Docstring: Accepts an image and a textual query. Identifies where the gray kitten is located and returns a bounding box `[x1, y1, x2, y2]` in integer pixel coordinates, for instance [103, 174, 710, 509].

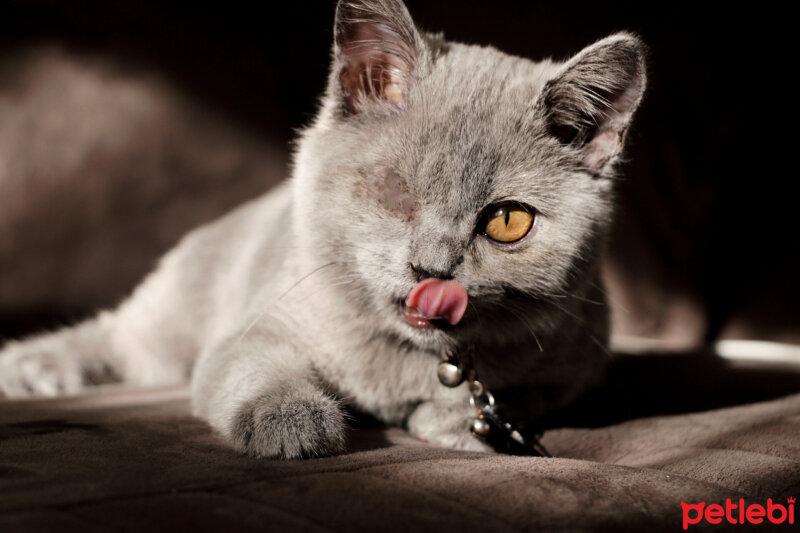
[0, 0, 646, 458]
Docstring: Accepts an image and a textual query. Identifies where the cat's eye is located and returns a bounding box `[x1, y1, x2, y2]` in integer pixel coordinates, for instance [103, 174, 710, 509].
[481, 203, 535, 244]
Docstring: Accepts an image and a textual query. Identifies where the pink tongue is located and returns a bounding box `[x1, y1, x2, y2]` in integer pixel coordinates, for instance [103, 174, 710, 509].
[405, 278, 469, 326]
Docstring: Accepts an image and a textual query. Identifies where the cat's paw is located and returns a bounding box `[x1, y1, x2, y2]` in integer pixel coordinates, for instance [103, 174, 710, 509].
[231, 382, 346, 459]
[407, 401, 495, 454]
[418, 426, 495, 453]
[0, 341, 85, 398]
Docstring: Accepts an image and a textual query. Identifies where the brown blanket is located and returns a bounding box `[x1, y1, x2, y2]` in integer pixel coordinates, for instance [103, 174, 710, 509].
[1, 353, 799, 532]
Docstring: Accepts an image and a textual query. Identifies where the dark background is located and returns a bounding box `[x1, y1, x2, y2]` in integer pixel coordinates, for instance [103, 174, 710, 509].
[0, 1, 797, 346]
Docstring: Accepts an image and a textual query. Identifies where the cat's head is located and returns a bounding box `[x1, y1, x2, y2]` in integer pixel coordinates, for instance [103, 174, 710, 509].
[293, 0, 646, 349]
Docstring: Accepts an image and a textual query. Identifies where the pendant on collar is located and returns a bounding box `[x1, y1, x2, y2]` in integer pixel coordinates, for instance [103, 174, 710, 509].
[436, 360, 464, 388]
[437, 345, 551, 457]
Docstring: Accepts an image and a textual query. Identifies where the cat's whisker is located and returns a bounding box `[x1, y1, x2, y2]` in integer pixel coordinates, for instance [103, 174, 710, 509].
[467, 300, 484, 334]
[278, 262, 340, 301]
[532, 289, 605, 307]
[294, 278, 358, 304]
[503, 303, 545, 353]
[235, 309, 269, 346]
[590, 279, 632, 316]
[540, 297, 583, 324]
[535, 297, 611, 357]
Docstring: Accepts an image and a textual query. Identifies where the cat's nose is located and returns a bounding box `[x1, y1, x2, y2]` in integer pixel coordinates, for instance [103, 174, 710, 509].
[408, 263, 453, 282]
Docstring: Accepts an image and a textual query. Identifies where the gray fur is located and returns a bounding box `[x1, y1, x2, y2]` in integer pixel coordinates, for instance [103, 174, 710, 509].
[232, 380, 346, 459]
[0, 0, 646, 459]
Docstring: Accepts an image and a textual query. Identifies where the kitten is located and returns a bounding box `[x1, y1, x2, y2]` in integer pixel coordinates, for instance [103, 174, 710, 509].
[0, 0, 646, 458]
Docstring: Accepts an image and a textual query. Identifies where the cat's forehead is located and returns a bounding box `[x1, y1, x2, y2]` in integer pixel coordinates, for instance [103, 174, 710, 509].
[391, 45, 561, 211]
[415, 43, 554, 120]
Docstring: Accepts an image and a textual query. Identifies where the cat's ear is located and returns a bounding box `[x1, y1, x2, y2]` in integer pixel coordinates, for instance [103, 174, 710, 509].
[541, 33, 646, 172]
[333, 0, 422, 115]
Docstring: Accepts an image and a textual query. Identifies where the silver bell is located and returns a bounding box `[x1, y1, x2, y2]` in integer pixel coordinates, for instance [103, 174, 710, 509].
[470, 416, 492, 439]
[437, 361, 464, 387]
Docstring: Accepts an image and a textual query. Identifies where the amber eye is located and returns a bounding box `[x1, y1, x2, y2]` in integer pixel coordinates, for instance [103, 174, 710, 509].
[482, 204, 534, 243]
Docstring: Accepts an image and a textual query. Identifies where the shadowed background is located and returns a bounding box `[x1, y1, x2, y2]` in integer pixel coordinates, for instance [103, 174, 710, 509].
[1, 0, 797, 348]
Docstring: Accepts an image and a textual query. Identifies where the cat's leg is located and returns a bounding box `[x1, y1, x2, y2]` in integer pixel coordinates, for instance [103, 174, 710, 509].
[192, 321, 346, 459]
[0, 304, 190, 398]
[0, 246, 201, 398]
[406, 400, 494, 453]
[0, 314, 119, 397]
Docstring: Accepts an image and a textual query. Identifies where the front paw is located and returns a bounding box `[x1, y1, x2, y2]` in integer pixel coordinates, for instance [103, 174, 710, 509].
[231, 382, 346, 459]
[407, 401, 494, 453]
[423, 428, 495, 453]
[0, 342, 85, 398]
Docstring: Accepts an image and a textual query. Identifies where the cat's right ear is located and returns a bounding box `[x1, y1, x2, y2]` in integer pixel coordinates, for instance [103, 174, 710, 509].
[333, 0, 422, 116]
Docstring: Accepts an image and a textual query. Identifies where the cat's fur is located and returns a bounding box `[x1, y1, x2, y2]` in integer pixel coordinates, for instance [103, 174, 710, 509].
[0, 0, 646, 458]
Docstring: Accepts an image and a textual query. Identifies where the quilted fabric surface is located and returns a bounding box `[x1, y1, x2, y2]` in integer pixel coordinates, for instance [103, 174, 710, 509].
[1, 352, 799, 532]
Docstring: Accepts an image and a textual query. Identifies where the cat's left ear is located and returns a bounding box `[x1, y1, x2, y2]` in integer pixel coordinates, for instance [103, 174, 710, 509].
[540, 33, 647, 173]
[333, 0, 422, 115]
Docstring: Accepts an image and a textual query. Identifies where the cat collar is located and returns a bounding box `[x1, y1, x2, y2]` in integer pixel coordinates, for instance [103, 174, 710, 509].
[437, 346, 551, 457]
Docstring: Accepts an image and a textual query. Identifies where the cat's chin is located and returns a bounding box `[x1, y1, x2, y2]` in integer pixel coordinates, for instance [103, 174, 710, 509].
[402, 306, 448, 330]
[385, 301, 461, 351]
[400, 328, 454, 352]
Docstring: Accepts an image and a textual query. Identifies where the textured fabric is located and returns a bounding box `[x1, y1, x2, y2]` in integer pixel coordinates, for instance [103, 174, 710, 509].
[1, 355, 799, 533]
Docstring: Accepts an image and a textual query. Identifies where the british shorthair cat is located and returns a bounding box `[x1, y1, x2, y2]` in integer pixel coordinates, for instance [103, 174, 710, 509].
[0, 0, 646, 458]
